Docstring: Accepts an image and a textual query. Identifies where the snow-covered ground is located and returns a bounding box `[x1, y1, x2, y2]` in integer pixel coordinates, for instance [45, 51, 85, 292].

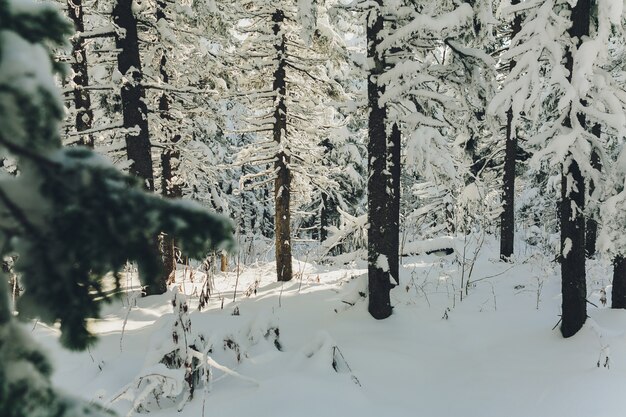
[32, 237, 626, 417]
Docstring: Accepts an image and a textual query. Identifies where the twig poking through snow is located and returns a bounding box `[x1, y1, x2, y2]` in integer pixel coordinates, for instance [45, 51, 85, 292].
[331, 345, 362, 387]
[120, 291, 140, 352]
[188, 348, 259, 386]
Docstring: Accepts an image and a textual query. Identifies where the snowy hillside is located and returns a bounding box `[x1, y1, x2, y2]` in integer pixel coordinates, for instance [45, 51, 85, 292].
[34, 238, 625, 417]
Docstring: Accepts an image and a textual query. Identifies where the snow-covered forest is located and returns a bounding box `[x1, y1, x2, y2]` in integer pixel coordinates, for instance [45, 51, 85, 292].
[2, 0, 626, 415]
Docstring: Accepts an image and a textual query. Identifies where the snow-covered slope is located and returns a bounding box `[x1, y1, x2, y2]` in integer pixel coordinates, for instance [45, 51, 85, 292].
[33, 238, 626, 417]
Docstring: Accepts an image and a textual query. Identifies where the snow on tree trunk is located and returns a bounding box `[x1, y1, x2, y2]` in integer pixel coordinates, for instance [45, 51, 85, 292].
[560, 162, 587, 337]
[559, 0, 590, 339]
[367, 0, 392, 320]
[272, 9, 293, 283]
[499, 0, 522, 261]
[66, 0, 94, 148]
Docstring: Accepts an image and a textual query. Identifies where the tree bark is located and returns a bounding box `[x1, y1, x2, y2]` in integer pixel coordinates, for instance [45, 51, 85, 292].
[560, 0, 590, 338]
[499, 0, 522, 260]
[67, 0, 94, 147]
[156, 0, 181, 288]
[560, 161, 586, 337]
[367, 1, 392, 319]
[113, 0, 154, 190]
[319, 139, 333, 244]
[612, 256, 626, 309]
[113, 0, 160, 294]
[0, 269, 10, 325]
[585, 143, 601, 258]
[220, 253, 228, 272]
[388, 122, 401, 285]
[272, 10, 293, 282]
[161, 149, 181, 285]
[320, 192, 330, 243]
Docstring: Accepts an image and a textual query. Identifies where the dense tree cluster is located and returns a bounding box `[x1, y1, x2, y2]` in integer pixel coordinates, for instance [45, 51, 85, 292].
[3, 0, 626, 414]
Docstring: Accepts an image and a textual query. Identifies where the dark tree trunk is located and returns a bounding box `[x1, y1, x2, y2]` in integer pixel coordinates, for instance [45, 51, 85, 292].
[161, 149, 181, 286]
[113, 0, 154, 190]
[585, 143, 601, 258]
[367, 1, 392, 320]
[240, 163, 253, 236]
[499, 107, 516, 259]
[612, 256, 626, 309]
[319, 139, 333, 244]
[499, 0, 522, 260]
[560, 162, 586, 337]
[156, 0, 181, 289]
[388, 122, 401, 285]
[272, 10, 292, 282]
[560, 0, 590, 338]
[262, 185, 274, 239]
[320, 192, 330, 243]
[113, 0, 159, 294]
[445, 200, 455, 234]
[0, 272, 10, 325]
[67, 0, 94, 147]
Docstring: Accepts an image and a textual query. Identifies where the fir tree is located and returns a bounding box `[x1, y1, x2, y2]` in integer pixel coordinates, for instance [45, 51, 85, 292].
[498, 0, 522, 260]
[491, 0, 626, 336]
[232, 0, 344, 281]
[365, 0, 392, 318]
[0, 2, 233, 416]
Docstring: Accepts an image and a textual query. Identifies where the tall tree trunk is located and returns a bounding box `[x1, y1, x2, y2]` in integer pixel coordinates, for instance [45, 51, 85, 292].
[612, 256, 626, 308]
[499, 0, 522, 260]
[272, 10, 292, 282]
[0, 269, 10, 325]
[262, 185, 274, 239]
[113, 0, 154, 190]
[367, 1, 392, 319]
[156, 0, 181, 287]
[560, 0, 590, 338]
[388, 122, 401, 285]
[113, 0, 161, 294]
[161, 149, 181, 284]
[585, 142, 601, 258]
[560, 161, 586, 337]
[240, 163, 253, 236]
[319, 139, 333, 244]
[67, 0, 94, 147]
[320, 192, 330, 243]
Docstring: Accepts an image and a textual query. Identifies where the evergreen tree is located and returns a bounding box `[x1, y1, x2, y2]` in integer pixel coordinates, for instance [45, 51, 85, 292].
[491, 0, 626, 336]
[232, 0, 343, 282]
[337, 0, 492, 318]
[601, 156, 626, 307]
[0, 2, 233, 415]
[112, 0, 154, 189]
[366, 0, 393, 319]
[558, 0, 590, 339]
[58, 0, 235, 290]
[498, 0, 522, 260]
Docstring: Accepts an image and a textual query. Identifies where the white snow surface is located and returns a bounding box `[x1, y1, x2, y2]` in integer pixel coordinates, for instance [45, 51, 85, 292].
[32, 237, 626, 417]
